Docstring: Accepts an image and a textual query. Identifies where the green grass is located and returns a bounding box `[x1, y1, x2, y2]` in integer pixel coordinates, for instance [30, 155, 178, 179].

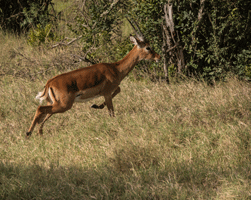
[1, 30, 251, 199]
[1, 73, 251, 199]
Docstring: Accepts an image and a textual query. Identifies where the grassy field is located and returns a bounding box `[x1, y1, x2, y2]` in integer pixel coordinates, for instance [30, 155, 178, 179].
[1, 22, 251, 200]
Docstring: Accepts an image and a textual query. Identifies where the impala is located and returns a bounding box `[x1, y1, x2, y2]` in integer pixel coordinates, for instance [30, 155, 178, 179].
[26, 19, 161, 137]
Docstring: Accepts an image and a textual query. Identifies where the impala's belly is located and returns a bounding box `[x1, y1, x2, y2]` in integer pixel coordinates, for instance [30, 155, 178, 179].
[74, 84, 104, 103]
[74, 95, 100, 102]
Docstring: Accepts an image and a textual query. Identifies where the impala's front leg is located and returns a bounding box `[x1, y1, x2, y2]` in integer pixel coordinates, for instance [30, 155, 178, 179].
[91, 87, 120, 109]
[104, 95, 115, 117]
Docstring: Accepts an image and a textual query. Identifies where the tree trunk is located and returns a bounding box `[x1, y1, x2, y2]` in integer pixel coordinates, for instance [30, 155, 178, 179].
[162, 2, 186, 81]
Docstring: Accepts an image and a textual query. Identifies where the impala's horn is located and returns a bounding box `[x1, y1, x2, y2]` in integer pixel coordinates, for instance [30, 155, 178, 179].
[126, 17, 145, 42]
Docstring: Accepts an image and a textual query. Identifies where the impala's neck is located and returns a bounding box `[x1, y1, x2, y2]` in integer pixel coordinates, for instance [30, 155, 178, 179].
[115, 46, 141, 80]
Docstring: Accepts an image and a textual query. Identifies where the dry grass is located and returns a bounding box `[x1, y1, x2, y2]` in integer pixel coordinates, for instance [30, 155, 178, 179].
[0, 31, 251, 199]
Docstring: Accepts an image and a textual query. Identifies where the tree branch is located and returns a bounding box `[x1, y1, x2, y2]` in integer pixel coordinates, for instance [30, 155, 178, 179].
[198, 0, 205, 21]
[166, 44, 178, 53]
[191, 0, 205, 55]
[51, 35, 83, 49]
[71, 54, 96, 65]
[91, 0, 120, 29]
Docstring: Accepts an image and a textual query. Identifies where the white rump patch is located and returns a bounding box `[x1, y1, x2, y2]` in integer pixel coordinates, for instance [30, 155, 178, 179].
[36, 91, 46, 104]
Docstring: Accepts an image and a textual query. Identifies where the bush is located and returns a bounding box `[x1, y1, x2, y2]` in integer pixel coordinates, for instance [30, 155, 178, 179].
[27, 24, 57, 46]
[0, 0, 53, 34]
[68, 0, 129, 62]
[129, 0, 251, 82]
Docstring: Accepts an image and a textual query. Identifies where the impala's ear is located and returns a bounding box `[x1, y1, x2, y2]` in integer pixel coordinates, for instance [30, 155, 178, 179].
[130, 35, 138, 46]
[130, 35, 145, 48]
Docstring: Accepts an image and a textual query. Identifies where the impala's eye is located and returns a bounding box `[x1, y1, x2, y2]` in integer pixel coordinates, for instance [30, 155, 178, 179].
[146, 47, 151, 51]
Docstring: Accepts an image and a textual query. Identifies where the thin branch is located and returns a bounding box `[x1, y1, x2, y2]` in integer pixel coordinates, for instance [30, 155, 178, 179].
[100, 0, 119, 18]
[6, 12, 23, 20]
[164, 3, 176, 44]
[166, 44, 178, 53]
[92, 0, 120, 29]
[81, 0, 87, 12]
[192, 0, 205, 39]
[71, 54, 96, 65]
[51, 35, 83, 49]
[198, 0, 205, 21]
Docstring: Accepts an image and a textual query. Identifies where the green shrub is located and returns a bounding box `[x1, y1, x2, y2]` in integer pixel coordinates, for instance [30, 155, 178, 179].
[0, 0, 54, 34]
[130, 0, 251, 81]
[28, 24, 56, 46]
[245, 65, 251, 80]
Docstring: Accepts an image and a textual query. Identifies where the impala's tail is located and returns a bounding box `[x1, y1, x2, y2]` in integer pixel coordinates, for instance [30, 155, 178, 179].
[36, 85, 57, 105]
[36, 85, 49, 104]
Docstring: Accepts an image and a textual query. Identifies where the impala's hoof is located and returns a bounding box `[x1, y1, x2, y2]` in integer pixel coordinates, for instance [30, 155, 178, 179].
[91, 104, 99, 109]
[91, 104, 105, 109]
[26, 132, 31, 138]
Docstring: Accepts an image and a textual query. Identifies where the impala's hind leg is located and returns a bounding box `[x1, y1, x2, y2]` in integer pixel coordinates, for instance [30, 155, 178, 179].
[26, 104, 55, 137]
[26, 88, 74, 137]
[38, 114, 53, 135]
[91, 87, 121, 109]
[37, 101, 53, 135]
[26, 101, 74, 137]
[37, 101, 52, 125]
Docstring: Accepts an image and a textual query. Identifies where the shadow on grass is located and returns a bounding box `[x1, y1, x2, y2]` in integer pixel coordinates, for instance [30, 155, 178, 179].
[1, 157, 250, 199]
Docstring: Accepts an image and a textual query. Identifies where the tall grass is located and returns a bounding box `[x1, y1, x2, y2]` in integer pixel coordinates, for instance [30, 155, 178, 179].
[1, 74, 251, 199]
[0, 30, 251, 199]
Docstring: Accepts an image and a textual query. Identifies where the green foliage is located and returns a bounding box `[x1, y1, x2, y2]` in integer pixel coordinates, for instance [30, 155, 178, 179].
[173, 0, 251, 81]
[129, 0, 251, 81]
[0, 0, 53, 34]
[27, 24, 57, 46]
[168, 64, 176, 77]
[245, 65, 251, 80]
[68, 0, 130, 63]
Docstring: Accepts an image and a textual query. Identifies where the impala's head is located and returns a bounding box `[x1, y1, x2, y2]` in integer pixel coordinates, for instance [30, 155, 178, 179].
[127, 17, 161, 63]
[130, 36, 161, 63]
